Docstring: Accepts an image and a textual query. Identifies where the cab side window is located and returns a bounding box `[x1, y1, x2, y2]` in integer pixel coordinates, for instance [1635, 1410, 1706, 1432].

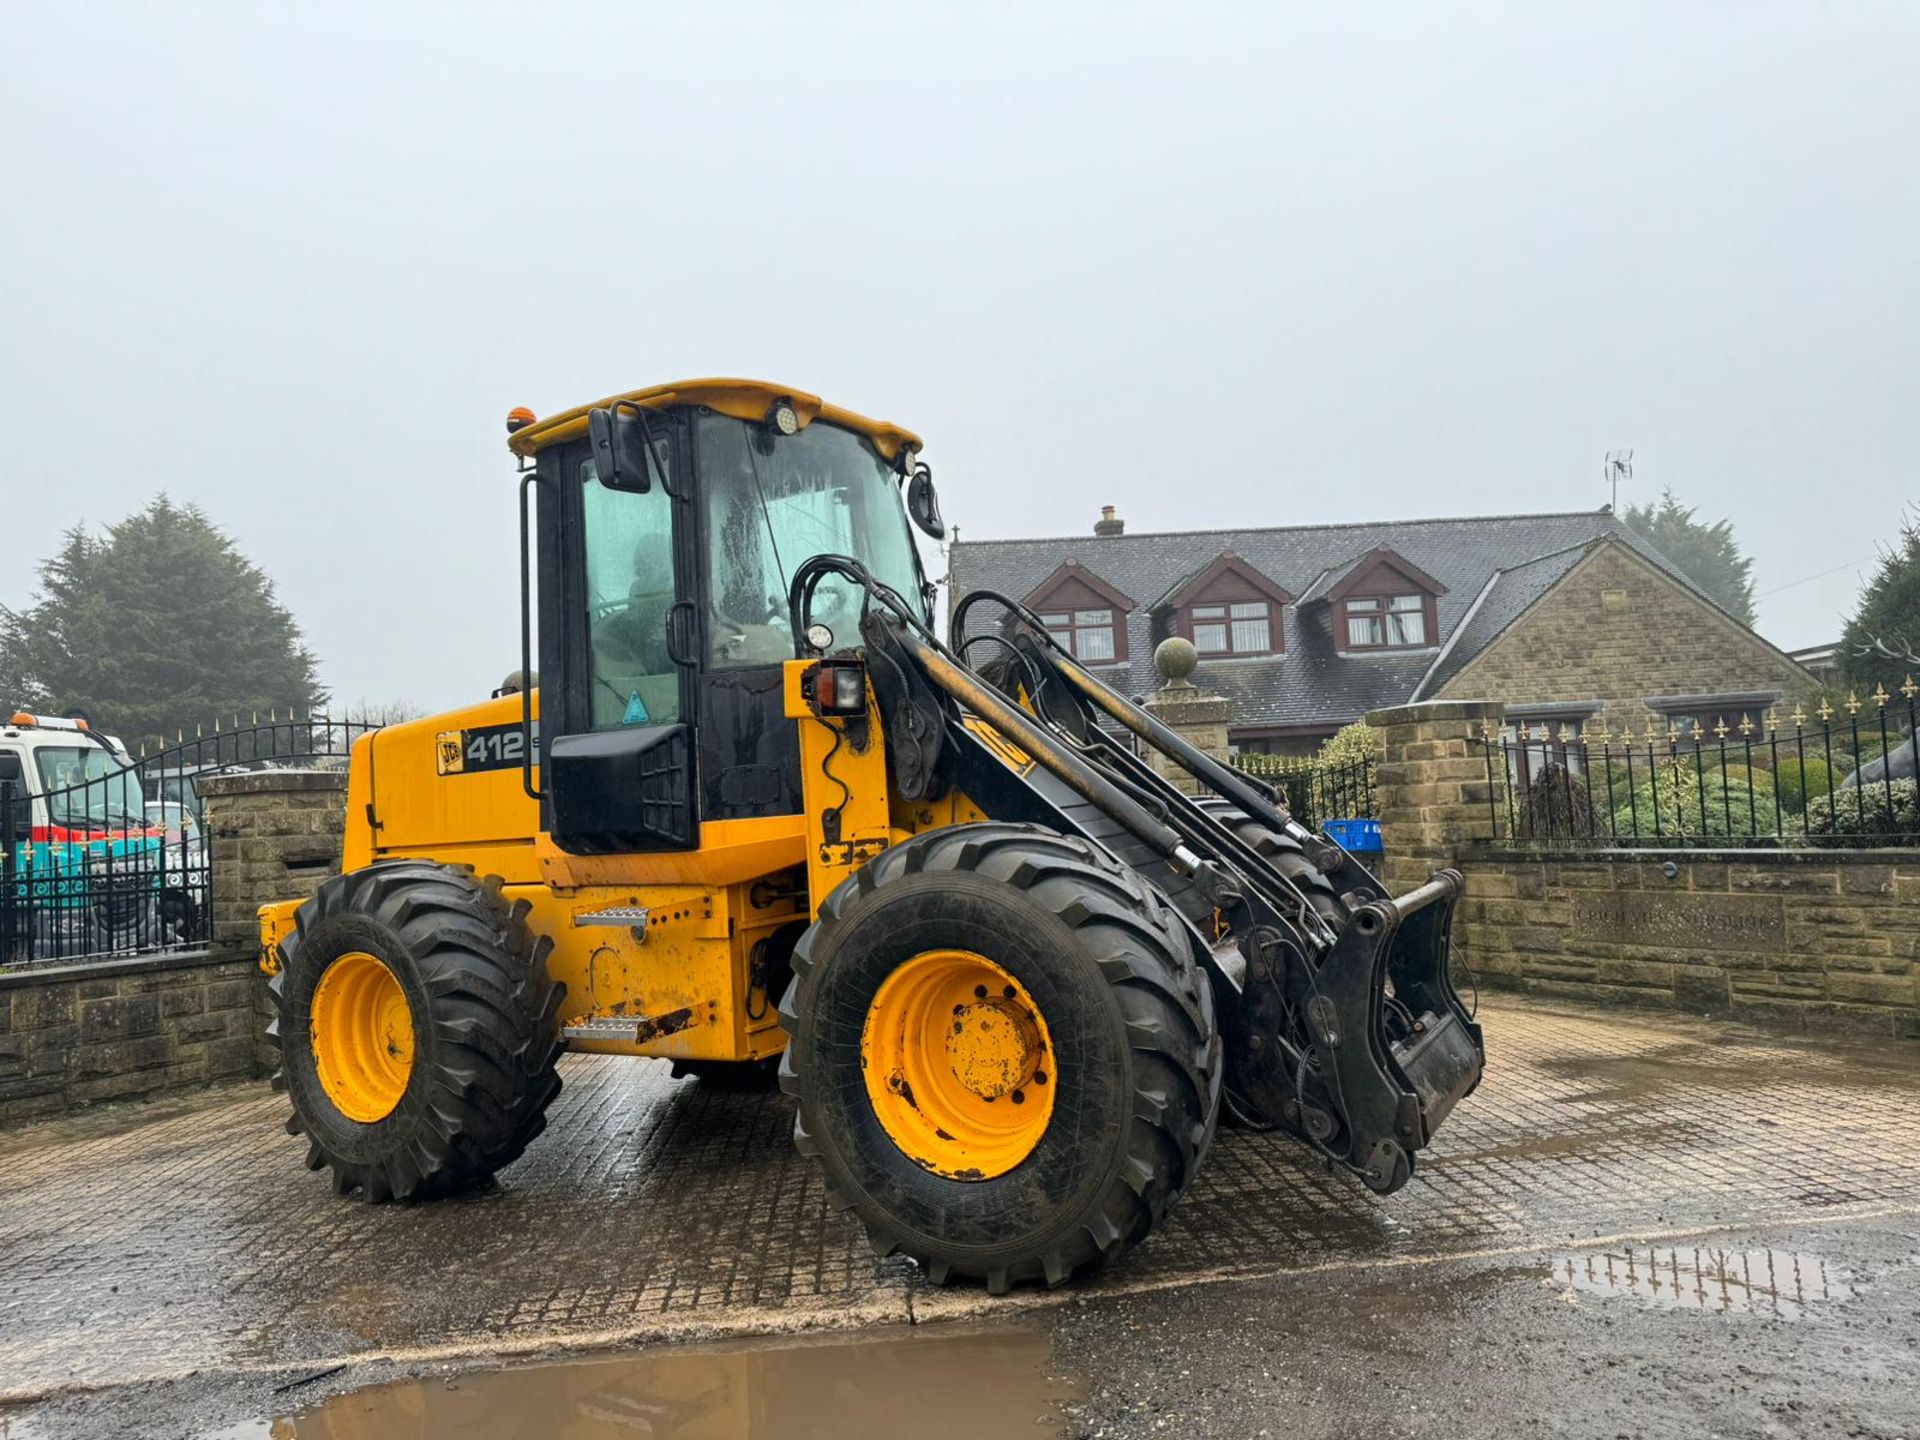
[581, 456, 681, 730]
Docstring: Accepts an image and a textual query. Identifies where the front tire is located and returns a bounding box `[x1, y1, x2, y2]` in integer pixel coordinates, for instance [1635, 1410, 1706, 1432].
[270, 861, 564, 1201]
[778, 824, 1220, 1292]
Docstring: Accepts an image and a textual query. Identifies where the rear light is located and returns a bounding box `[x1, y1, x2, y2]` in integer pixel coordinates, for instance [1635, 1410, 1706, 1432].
[807, 660, 868, 717]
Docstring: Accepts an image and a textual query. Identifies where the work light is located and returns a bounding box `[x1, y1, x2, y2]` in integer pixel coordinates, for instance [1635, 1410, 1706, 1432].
[807, 660, 867, 717]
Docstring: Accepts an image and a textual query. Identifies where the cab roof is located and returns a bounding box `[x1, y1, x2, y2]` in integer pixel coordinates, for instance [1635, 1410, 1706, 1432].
[506, 378, 923, 463]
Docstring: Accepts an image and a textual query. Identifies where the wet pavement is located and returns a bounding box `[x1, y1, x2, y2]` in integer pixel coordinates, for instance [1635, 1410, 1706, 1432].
[2, 993, 1918, 1438]
[1051, 1218, 1920, 1438]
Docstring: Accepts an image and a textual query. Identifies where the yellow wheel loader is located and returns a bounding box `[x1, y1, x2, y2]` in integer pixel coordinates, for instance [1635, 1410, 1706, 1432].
[260, 379, 1483, 1291]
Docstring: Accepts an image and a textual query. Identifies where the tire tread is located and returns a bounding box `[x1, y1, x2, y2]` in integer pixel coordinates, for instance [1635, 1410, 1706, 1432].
[270, 860, 564, 1202]
[780, 822, 1221, 1291]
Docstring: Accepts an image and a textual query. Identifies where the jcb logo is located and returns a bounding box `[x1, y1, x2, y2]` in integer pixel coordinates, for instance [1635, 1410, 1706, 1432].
[435, 732, 465, 776]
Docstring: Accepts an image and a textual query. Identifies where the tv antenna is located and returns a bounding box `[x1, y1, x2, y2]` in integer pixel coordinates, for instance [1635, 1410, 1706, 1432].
[1604, 450, 1633, 512]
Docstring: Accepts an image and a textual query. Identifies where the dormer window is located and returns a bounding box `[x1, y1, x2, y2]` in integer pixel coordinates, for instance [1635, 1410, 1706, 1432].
[1158, 552, 1293, 659]
[1192, 601, 1272, 655]
[1344, 593, 1428, 649]
[1320, 546, 1447, 654]
[1040, 607, 1118, 661]
[1020, 560, 1133, 665]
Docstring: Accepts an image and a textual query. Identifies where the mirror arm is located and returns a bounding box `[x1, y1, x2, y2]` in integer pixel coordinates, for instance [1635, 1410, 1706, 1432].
[611, 400, 676, 498]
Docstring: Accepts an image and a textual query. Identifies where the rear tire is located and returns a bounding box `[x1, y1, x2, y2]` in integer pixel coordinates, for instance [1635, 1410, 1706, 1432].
[779, 823, 1220, 1293]
[270, 860, 564, 1201]
[1194, 799, 1348, 924]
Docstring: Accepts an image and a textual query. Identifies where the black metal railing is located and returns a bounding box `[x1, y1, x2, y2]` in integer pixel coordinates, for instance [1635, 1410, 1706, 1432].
[1, 711, 380, 968]
[1478, 685, 1919, 849]
[1232, 752, 1377, 832]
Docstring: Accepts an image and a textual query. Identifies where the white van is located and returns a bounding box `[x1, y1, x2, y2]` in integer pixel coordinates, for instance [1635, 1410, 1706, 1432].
[0, 710, 168, 960]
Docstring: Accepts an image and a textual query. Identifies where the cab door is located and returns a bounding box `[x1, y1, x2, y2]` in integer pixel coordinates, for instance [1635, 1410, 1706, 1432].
[536, 427, 699, 855]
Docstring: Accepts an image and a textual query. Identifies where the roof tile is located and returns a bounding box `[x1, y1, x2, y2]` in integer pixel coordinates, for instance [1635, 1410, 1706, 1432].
[951, 509, 1698, 729]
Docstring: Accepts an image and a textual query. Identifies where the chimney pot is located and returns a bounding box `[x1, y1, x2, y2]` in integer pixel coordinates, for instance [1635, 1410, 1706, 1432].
[1094, 506, 1125, 538]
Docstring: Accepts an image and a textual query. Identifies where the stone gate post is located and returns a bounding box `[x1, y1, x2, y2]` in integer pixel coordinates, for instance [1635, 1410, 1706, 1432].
[1142, 638, 1233, 796]
[197, 770, 348, 1071]
[1364, 701, 1504, 893]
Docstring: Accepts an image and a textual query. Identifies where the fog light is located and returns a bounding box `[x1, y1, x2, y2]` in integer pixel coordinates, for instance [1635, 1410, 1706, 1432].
[806, 622, 834, 653]
[769, 399, 800, 436]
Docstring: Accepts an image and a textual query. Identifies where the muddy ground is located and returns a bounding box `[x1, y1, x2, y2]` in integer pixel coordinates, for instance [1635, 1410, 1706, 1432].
[2, 994, 1916, 1439]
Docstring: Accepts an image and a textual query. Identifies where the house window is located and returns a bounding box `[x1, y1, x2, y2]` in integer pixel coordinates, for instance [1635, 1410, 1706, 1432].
[1345, 594, 1428, 649]
[1665, 714, 1705, 744]
[1503, 715, 1590, 783]
[1192, 601, 1272, 656]
[1040, 608, 1118, 662]
[1646, 692, 1782, 748]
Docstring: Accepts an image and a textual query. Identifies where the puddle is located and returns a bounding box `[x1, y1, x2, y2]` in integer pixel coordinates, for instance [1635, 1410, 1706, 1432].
[1552, 1247, 1852, 1319]
[205, 1325, 1075, 1439]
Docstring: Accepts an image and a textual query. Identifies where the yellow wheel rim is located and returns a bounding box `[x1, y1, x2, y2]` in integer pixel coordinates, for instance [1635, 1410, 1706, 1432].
[861, 949, 1057, 1181]
[310, 950, 415, 1124]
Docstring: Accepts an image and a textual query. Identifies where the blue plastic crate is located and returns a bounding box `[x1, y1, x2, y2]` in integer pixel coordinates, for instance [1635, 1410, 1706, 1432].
[1322, 818, 1382, 853]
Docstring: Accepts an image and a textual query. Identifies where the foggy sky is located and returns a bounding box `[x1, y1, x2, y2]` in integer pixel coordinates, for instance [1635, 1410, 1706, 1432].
[3, 3, 1915, 716]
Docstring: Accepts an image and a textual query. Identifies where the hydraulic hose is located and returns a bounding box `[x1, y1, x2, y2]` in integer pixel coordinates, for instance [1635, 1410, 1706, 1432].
[953, 589, 1306, 841]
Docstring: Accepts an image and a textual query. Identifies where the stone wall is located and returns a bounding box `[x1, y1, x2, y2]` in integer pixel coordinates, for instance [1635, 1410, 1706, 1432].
[1453, 848, 1920, 1040]
[1368, 699, 1920, 1041]
[1436, 538, 1813, 728]
[0, 770, 352, 1126]
[0, 950, 261, 1124]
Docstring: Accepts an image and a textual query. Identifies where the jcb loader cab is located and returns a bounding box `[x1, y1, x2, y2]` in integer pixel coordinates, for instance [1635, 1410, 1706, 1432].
[260, 379, 1482, 1291]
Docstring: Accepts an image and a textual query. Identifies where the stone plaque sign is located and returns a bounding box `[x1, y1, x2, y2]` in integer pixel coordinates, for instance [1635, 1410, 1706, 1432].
[1571, 891, 1784, 952]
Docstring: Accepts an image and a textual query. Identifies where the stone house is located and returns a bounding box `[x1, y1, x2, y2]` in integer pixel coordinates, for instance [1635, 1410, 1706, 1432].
[949, 506, 1816, 757]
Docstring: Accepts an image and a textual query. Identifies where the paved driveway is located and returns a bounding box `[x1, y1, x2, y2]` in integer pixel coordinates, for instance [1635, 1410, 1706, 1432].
[2, 994, 1917, 1407]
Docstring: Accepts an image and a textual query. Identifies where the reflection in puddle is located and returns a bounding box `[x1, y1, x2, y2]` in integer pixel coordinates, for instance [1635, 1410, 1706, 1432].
[220, 1325, 1073, 1439]
[1555, 1247, 1852, 1319]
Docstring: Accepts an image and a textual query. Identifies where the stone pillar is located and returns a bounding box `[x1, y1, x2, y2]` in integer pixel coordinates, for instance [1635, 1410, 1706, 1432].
[198, 770, 350, 952]
[199, 770, 349, 1075]
[1365, 700, 1504, 893]
[1142, 638, 1233, 796]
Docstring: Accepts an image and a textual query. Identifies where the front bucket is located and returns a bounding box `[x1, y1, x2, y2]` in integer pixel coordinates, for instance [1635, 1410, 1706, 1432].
[1230, 868, 1483, 1194]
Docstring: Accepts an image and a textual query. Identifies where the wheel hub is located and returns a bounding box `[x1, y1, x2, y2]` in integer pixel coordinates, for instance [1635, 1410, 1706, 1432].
[945, 999, 1042, 1100]
[861, 949, 1056, 1180]
[310, 950, 415, 1124]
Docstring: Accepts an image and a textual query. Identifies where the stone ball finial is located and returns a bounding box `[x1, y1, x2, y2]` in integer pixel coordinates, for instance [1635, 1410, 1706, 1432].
[1154, 636, 1198, 687]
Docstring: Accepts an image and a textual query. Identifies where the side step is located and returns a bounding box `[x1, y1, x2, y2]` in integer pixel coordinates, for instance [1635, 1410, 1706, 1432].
[572, 905, 650, 933]
[562, 1006, 696, 1046]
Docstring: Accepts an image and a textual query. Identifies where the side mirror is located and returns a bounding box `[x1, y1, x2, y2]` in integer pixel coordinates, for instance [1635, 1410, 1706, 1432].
[906, 463, 945, 540]
[0, 751, 21, 786]
[588, 404, 654, 493]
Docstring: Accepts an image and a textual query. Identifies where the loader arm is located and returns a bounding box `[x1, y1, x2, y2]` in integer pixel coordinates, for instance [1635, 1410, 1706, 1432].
[787, 557, 1484, 1195]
